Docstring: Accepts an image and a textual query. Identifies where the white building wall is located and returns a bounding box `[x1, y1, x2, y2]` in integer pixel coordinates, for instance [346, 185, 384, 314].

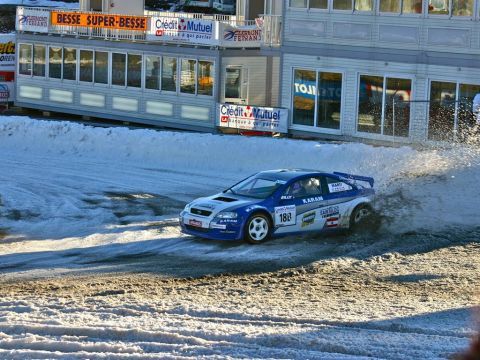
[284, 6, 480, 55]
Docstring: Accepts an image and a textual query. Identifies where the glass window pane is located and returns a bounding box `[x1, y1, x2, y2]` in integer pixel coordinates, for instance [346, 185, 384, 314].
[63, 48, 76, 81]
[145, 56, 160, 90]
[33, 45, 45, 77]
[94, 51, 108, 84]
[428, 81, 456, 141]
[428, 0, 450, 14]
[112, 53, 126, 86]
[225, 67, 241, 99]
[310, 0, 328, 8]
[162, 57, 177, 92]
[380, 0, 400, 12]
[333, 0, 352, 10]
[19, 44, 32, 76]
[293, 69, 316, 126]
[458, 83, 480, 141]
[290, 0, 307, 7]
[358, 75, 383, 134]
[180, 59, 196, 94]
[80, 50, 93, 82]
[384, 78, 411, 137]
[355, 0, 373, 11]
[403, 0, 424, 13]
[49, 47, 62, 79]
[198, 61, 213, 96]
[127, 54, 142, 88]
[317, 72, 342, 130]
[453, 0, 472, 16]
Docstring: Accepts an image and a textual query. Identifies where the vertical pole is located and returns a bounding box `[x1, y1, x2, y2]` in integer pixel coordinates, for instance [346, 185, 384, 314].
[392, 98, 396, 145]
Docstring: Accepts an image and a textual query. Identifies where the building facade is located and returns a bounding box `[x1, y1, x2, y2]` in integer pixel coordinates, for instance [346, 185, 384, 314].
[13, 0, 480, 143]
[283, 0, 480, 143]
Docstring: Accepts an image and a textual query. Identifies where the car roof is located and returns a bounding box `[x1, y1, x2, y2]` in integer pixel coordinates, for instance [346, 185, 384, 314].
[256, 169, 329, 181]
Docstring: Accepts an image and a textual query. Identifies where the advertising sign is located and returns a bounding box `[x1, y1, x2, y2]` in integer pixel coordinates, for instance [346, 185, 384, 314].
[222, 25, 262, 48]
[148, 17, 215, 44]
[16, 7, 50, 33]
[0, 34, 15, 69]
[51, 11, 148, 31]
[218, 104, 288, 133]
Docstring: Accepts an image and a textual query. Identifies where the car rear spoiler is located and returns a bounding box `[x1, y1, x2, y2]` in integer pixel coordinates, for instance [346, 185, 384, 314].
[333, 172, 374, 188]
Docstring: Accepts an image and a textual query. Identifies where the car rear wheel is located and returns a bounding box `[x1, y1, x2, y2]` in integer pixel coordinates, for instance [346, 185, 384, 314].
[350, 204, 376, 232]
[244, 213, 271, 244]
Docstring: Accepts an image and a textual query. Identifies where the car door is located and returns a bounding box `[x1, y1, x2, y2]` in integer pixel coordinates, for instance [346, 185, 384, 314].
[319, 176, 357, 229]
[273, 176, 328, 234]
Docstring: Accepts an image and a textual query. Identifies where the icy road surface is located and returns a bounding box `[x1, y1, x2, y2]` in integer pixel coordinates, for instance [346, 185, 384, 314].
[0, 117, 479, 359]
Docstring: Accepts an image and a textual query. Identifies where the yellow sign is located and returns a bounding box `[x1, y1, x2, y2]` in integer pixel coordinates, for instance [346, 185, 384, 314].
[51, 11, 148, 31]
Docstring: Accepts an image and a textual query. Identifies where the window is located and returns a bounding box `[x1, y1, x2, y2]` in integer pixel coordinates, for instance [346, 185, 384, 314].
[317, 72, 342, 129]
[162, 56, 177, 92]
[355, 0, 373, 11]
[198, 61, 214, 96]
[293, 69, 343, 129]
[333, 0, 352, 9]
[290, 0, 307, 7]
[428, 81, 480, 141]
[285, 177, 322, 198]
[357, 75, 411, 137]
[230, 176, 283, 199]
[181, 59, 196, 94]
[49, 47, 62, 79]
[311, 0, 328, 8]
[63, 48, 76, 81]
[225, 67, 242, 100]
[289, 0, 327, 9]
[428, 81, 456, 141]
[80, 50, 93, 82]
[112, 53, 126, 86]
[145, 55, 160, 90]
[94, 51, 108, 84]
[428, 0, 473, 16]
[127, 54, 142, 88]
[380, 0, 423, 13]
[19, 44, 32, 76]
[33, 45, 46, 77]
[325, 177, 353, 193]
[293, 69, 316, 126]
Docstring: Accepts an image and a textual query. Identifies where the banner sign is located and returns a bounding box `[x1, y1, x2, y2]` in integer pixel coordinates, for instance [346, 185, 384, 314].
[51, 11, 148, 31]
[148, 17, 215, 44]
[218, 104, 288, 133]
[0, 34, 15, 69]
[222, 25, 262, 48]
[16, 7, 50, 33]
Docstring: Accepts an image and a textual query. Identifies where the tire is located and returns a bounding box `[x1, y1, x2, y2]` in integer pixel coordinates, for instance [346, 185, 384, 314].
[349, 204, 377, 233]
[244, 213, 271, 244]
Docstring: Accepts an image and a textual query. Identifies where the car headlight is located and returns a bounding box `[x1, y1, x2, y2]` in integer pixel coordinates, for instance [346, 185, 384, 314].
[215, 211, 238, 219]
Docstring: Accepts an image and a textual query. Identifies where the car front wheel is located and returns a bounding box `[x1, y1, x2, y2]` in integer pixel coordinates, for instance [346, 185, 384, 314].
[244, 213, 271, 244]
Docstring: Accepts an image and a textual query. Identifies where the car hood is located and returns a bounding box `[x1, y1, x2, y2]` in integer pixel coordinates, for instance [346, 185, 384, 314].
[189, 192, 262, 216]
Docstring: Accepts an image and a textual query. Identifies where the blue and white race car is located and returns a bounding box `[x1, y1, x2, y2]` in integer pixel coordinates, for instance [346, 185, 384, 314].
[180, 169, 376, 244]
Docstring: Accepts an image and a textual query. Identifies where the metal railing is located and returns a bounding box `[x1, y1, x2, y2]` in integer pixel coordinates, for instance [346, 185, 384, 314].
[17, 7, 280, 47]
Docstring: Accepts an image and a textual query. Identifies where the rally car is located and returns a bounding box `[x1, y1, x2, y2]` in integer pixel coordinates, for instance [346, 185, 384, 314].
[179, 169, 376, 244]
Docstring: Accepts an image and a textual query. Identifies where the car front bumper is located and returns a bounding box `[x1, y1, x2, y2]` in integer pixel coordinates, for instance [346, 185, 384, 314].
[179, 211, 244, 241]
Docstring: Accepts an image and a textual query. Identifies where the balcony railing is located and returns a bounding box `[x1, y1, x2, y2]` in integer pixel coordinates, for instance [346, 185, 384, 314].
[16, 6, 282, 48]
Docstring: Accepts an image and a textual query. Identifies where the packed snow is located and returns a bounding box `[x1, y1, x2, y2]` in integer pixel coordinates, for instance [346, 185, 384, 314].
[0, 116, 479, 359]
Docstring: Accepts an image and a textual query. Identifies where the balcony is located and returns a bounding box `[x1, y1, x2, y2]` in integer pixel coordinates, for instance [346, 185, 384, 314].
[16, 6, 282, 48]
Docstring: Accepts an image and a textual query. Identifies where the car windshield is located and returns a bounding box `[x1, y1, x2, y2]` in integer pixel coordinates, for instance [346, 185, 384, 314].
[228, 177, 282, 199]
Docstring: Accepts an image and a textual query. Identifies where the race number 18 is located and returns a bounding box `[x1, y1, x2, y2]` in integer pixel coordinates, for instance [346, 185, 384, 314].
[274, 205, 296, 226]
